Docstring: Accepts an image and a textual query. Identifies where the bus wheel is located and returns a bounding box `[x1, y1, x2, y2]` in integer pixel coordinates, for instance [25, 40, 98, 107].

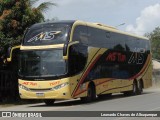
[44, 99, 55, 106]
[81, 84, 96, 103]
[137, 80, 143, 95]
[123, 80, 138, 96]
[132, 80, 138, 95]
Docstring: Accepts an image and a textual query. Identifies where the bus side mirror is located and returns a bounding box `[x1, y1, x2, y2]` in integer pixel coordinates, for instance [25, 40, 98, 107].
[6, 47, 12, 62]
[63, 43, 68, 60]
[63, 43, 68, 56]
[63, 41, 80, 60]
[63, 56, 68, 60]
[7, 46, 20, 62]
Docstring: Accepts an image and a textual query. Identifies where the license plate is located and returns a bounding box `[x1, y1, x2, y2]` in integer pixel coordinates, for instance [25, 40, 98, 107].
[36, 93, 44, 97]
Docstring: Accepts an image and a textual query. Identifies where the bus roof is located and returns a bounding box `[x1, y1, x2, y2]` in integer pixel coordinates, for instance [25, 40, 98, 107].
[29, 20, 149, 40]
[74, 20, 149, 40]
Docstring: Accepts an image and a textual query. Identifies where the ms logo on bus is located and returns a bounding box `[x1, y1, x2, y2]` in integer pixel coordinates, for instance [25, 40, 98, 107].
[106, 52, 126, 62]
[128, 48, 145, 65]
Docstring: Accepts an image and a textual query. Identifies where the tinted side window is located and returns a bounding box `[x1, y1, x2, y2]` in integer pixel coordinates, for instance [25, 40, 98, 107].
[106, 32, 114, 48]
[88, 27, 106, 47]
[137, 39, 144, 48]
[125, 37, 137, 52]
[88, 27, 114, 48]
[145, 40, 151, 52]
[113, 33, 126, 51]
[72, 25, 88, 45]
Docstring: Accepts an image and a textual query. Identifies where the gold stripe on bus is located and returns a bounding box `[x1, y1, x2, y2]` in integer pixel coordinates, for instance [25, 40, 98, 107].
[20, 44, 64, 50]
[72, 48, 107, 97]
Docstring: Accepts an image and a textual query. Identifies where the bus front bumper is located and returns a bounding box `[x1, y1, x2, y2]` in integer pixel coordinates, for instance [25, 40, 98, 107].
[19, 88, 71, 100]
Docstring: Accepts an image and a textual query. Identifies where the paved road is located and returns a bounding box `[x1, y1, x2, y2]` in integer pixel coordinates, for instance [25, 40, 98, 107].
[0, 87, 160, 120]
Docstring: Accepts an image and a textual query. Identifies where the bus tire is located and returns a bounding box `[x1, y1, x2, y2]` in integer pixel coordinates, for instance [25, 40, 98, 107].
[44, 99, 55, 106]
[123, 80, 138, 96]
[81, 83, 96, 103]
[131, 80, 138, 95]
[137, 80, 143, 95]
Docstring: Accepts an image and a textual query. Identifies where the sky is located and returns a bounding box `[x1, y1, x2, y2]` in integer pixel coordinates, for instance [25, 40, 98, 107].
[36, 0, 160, 36]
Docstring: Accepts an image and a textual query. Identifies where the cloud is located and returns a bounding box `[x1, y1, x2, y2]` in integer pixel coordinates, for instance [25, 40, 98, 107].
[126, 3, 160, 35]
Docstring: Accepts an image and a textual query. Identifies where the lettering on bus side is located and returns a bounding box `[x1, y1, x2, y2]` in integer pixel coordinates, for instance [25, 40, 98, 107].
[106, 52, 126, 62]
[128, 48, 144, 64]
[22, 82, 37, 86]
[49, 81, 60, 86]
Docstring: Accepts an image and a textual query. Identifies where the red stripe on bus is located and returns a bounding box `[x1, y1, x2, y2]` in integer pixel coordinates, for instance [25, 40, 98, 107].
[96, 78, 114, 86]
[129, 56, 151, 80]
[73, 55, 101, 97]
[73, 55, 151, 97]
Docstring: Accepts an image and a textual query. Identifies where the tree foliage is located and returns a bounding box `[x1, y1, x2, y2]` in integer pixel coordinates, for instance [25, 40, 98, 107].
[0, 0, 56, 47]
[145, 27, 160, 60]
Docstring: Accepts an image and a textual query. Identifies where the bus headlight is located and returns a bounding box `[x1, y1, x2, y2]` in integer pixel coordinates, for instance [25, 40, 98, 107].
[51, 82, 69, 91]
[19, 84, 30, 91]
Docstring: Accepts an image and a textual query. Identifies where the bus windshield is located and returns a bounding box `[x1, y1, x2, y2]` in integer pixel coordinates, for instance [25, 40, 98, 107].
[23, 23, 71, 45]
[19, 49, 66, 79]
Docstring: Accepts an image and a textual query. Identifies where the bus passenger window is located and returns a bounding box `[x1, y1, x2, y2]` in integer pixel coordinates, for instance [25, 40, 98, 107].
[72, 25, 88, 45]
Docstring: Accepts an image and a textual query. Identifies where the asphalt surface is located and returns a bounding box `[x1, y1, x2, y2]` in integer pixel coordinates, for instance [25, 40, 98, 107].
[0, 87, 160, 120]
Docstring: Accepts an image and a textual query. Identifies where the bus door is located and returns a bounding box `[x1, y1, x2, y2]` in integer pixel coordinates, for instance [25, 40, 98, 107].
[67, 25, 88, 95]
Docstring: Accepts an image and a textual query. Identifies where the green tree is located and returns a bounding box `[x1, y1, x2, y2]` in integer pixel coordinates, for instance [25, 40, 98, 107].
[0, 0, 56, 46]
[145, 27, 160, 60]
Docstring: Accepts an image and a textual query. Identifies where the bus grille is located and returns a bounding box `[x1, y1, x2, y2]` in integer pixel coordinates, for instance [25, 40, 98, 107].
[30, 88, 52, 92]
